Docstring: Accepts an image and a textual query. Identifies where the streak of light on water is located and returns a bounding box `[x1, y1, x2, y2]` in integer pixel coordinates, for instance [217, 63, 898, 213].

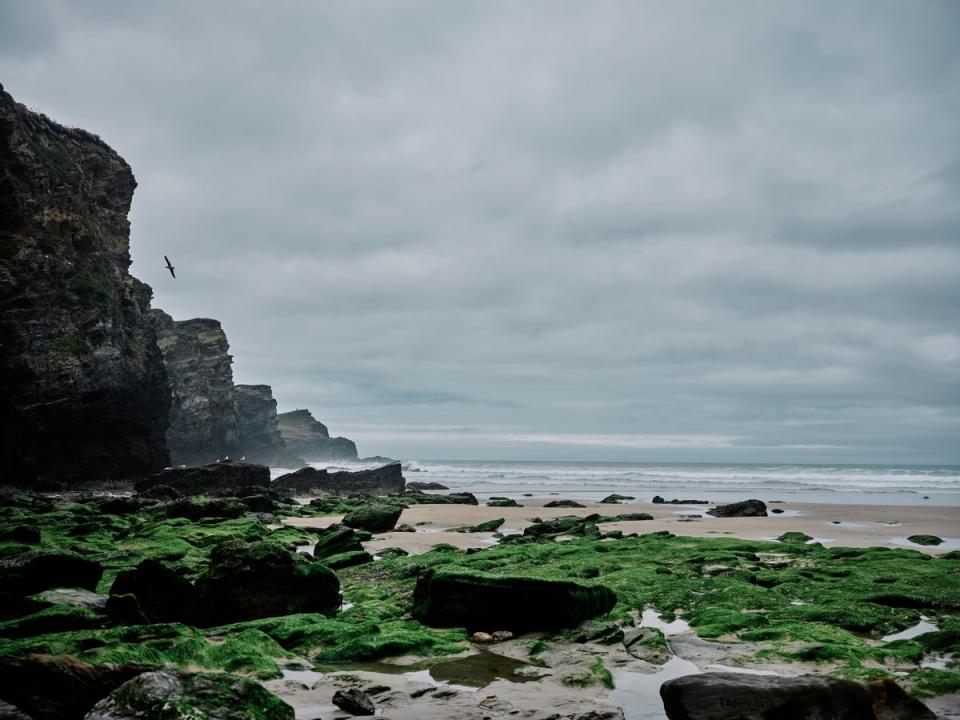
[882, 617, 939, 642]
[610, 657, 700, 720]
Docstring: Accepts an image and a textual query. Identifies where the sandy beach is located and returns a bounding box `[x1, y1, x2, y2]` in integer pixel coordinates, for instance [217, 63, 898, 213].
[285, 496, 960, 556]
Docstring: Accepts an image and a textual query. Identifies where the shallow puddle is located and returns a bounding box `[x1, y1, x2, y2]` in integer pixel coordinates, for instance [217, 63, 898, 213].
[428, 650, 543, 688]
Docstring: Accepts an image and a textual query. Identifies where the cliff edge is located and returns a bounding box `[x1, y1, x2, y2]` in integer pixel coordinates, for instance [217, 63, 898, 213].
[0, 83, 170, 487]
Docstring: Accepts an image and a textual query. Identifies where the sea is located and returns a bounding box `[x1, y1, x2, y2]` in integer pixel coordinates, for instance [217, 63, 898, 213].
[272, 459, 960, 507]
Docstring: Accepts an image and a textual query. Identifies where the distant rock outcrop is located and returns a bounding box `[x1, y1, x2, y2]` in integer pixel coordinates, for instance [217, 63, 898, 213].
[0, 83, 171, 488]
[276, 409, 358, 460]
[136, 461, 269, 496]
[272, 462, 404, 496]
[234, 384, 304, 467]
[150, 310, 242, 465]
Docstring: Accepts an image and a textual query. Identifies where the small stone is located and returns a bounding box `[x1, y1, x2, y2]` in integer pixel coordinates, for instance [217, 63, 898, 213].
[332, 687, 375, 716]
[492, 630, 514, 642]
[471, 631, 494, 643]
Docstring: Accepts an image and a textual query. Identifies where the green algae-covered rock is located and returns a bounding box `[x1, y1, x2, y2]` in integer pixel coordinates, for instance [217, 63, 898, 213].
[313, 524, 365, 559]
[412, 568, 616, 631]
[342, 504, 403, 533]
[196, 541, 339, 623]
[323, 550, 373, 570]
[907, 535, 944, 547]
[777, 532, 813, 544]
[487, 497, 521, 508]
[86, 670, 293, 720]
[454, 518, 505, 533]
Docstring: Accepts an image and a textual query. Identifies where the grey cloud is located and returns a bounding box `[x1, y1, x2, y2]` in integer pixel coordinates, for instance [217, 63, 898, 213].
[1, 0, 958, 463]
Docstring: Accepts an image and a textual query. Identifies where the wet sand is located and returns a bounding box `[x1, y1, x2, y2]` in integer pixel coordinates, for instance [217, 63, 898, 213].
[284, 497, 960, 555]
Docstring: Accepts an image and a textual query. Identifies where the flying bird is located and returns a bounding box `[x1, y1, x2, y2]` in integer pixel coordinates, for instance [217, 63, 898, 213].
[164, 255, 176, 279]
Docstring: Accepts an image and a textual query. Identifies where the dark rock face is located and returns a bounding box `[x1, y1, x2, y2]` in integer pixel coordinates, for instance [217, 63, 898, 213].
[659, 672, 934, 720]
[706, 499, 767, 517]
[276, 409, 358, 460]
[86, 670, 294, 720]
[0, 653, 151, 720]
[412, 569, 617, 632]
[652, 496, 708, 504]
[136, 461, 269, 496]
[0, 550, 102, 596]
[342, 504, 403, 533]
[150, 310, 242, 466]
[196, 540, 340, 623]
[272, 463, 405, 497]
[235, 384, 304, 467]
[0, 83, 170, 488]
[403, 491, 478, 506]
[332, 688, 376, 716]
[407, 481, 449, 491]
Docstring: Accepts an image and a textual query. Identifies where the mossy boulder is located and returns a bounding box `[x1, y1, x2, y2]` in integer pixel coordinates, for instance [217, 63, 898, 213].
[907, 535, 944, 547]
[454, 518, 505, 533]
[777, 532, 813, 544]
[342, 504, 403, 533]
[107, 559, 203, 626]
[412, 569, 616, 632]
[323, 550, 373, 570]
[312, 524, 365, 559]
[544, 499, 586, 508]
[707, 499, 767, 517]
[85, 670, 294, 720]
[196, 540, 340, 623]
[523, 515, 584, 538]
[487, 497, 521, 508]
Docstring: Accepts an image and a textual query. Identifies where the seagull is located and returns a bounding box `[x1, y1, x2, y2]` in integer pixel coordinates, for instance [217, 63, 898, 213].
[164, 255, 176, 278]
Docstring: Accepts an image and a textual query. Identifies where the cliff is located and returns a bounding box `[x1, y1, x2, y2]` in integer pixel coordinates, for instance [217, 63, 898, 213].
[276, 409, 358, 461]
[0, 83, 170, 487]
[150, 310, 241, 465]
[235, 384, 304, 467]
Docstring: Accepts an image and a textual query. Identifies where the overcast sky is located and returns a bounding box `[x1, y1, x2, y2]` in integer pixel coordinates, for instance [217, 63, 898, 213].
[2, 1, 958, 464]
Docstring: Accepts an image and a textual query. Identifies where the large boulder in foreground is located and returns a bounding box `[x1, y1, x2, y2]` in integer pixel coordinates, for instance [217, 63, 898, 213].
[0, 550, 102, 596]
[196, 540, 340, 623]
[272, 463, 405, 497]
[412, 569, 616, 632]
[86, 670, 293, 720]
[659, 672, 935, 720]
[706, 499, 767, 518]
[0, 83, 170, 489]
[136, 461, 269, 496]
[276, 409, 358, 461]
[0, 654, 151, 720]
